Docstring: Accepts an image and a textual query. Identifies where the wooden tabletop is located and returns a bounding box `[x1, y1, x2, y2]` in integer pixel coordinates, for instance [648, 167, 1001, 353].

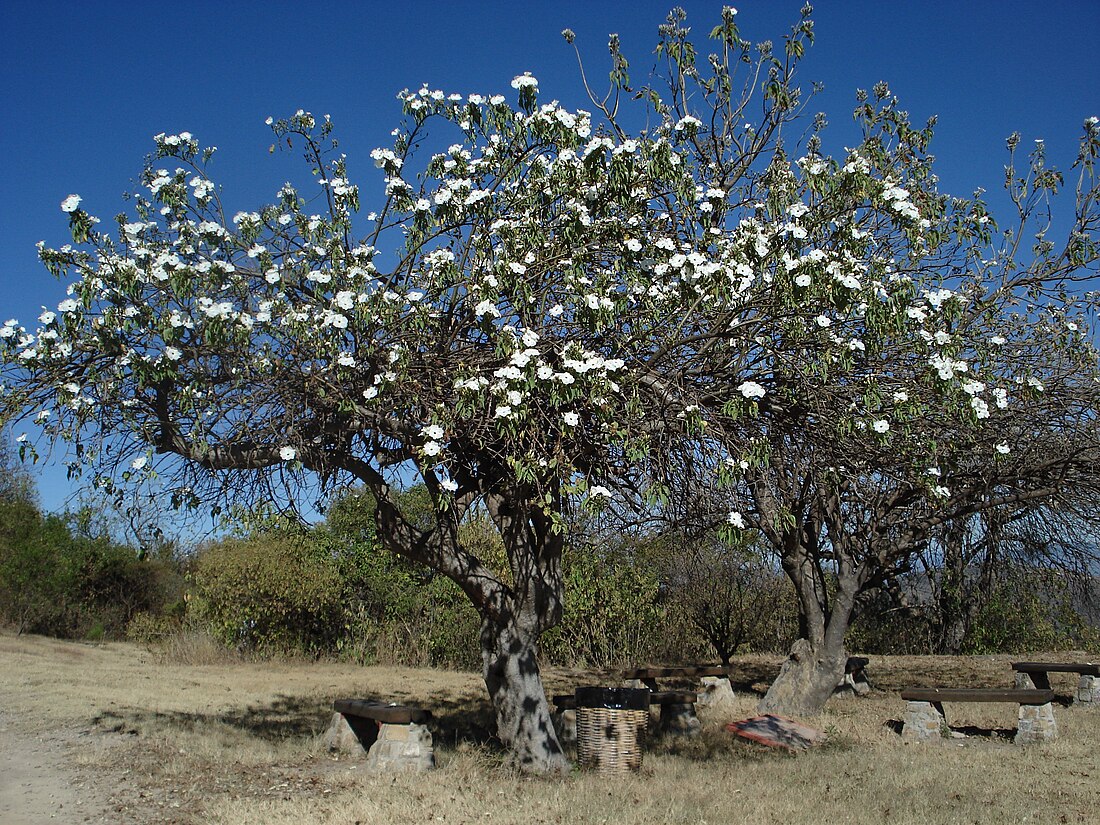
[622, 665, 729, 680]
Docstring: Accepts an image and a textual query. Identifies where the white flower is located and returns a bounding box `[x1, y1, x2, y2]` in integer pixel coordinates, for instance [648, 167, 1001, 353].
[474, 299, 499, 318]
[511, 73, 539, 89]
[60, 194, 82, 212]
[892, 391, 909, 403]
[562, 412, 579, 426]
[933, 485, 950, 498]
[738, 381, 766, 399]
[872, 419, 890, 434]
[164, 346, 182, 361]
[590, 485, 612, 499]
[815, 315, 831, 328]
[727, 511, 746, 529]
[495, 405, 513, 418]
[130, 456, 148, 470]
[440, 477, 458, 492]
[58, 299, 79, 313]
[279, 446, 297, 461]
[995, 443, 1011, 455]
[422, 424, 445, 441]
[423, 441, 442, 457]
[794, 274, 812, 288]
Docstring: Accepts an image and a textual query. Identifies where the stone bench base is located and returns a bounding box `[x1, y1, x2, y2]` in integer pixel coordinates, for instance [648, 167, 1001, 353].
[1076, 674, 1100, 704]
[901, 699, 1057, 744]
[323, 712, 435, 771]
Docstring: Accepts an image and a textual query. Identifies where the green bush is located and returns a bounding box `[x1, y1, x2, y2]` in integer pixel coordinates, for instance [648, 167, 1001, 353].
[541, 538, 672, 668]
[191, 531, 349, 654]
[0, 497, 175, 639]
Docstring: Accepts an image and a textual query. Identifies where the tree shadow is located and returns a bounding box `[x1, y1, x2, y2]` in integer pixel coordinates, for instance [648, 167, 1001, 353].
[727, 661, 781, 695]
[90, 687, 503, 751]
[883, 718, 1015, 741]
[92, 693, 332, 743]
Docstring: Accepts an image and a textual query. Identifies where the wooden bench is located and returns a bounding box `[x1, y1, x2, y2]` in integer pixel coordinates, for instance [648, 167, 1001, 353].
[1011, 662, 1100, 704]
[327, 699, 435, 771]
[899, 687, 1057, 744]
[622, 664, 734, 715]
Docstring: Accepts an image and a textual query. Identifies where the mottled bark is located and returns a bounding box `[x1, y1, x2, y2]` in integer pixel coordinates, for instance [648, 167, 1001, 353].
[481, 616, 569, 773]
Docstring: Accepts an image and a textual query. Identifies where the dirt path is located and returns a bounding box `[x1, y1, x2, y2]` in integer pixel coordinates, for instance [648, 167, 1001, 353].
[0, 714, 113, 824]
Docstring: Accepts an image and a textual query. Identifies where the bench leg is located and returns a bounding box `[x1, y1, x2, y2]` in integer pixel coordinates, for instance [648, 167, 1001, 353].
[658, 702, 702, 736]
[1014, 671, 1051, 690]
[552, 708, 577, 747]
[365, 722, 436, 772]
[901, 700, 946, 741]
[322, 711, 379, 755]
[696, 676, 736, 710]
[1015, 702, 1057, 744]
[1074, 674, 1100, 705]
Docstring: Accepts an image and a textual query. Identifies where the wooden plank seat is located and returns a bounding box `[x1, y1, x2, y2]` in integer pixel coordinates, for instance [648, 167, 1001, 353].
[1011, 662, 1100, 677]
[334, 698, 431, 724]
[328, 699, 435, 771]
[901, 688, 1054, 704]
[899, 687, 1057, 744]
[1011, 662, 1100, 705]
[622, 665, 729, 681]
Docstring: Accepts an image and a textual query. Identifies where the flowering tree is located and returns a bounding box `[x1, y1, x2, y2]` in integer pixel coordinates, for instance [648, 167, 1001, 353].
[665, 83, 1100, 712]
[3, 5, 1099, 764]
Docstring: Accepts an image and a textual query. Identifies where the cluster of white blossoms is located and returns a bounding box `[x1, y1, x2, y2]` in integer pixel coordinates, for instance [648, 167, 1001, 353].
[5, 54, 1086, 529]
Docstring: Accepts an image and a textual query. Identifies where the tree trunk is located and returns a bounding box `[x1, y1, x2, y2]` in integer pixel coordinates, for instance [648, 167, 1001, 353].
[760, 536, 855, 716]
[757, 637, 848, 716]
[481, 614, 569, 773]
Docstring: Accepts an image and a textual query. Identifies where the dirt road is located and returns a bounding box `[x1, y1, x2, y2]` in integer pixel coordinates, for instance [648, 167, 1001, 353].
[0, 714, 112, 824]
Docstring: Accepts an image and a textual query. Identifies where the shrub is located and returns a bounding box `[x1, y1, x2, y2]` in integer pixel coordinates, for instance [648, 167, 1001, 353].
[191, 531, 348, 655]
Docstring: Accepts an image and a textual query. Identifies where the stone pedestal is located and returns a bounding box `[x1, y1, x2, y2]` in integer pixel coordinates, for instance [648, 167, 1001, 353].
[696, 676, 737, 710]
[552, 708, 577, 747]
[1015, 703, 1057, 744]
[1014, 671, 1051, 690]
[657, 702, 701, 736]
[365, 722, 436, 772]
[901, 700, 946, 741]
[1074, 674, 1100, 705]
[322, 711, 372, 756]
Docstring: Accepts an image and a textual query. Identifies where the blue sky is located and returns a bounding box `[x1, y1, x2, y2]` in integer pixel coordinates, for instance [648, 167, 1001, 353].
[1, 0, 1097, 517]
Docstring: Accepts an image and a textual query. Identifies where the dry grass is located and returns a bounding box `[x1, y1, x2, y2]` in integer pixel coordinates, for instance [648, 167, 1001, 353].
[1, 631, 1096, 824]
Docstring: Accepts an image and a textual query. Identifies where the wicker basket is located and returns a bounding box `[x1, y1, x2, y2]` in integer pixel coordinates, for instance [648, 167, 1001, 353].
[574, 687, 649, 774]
